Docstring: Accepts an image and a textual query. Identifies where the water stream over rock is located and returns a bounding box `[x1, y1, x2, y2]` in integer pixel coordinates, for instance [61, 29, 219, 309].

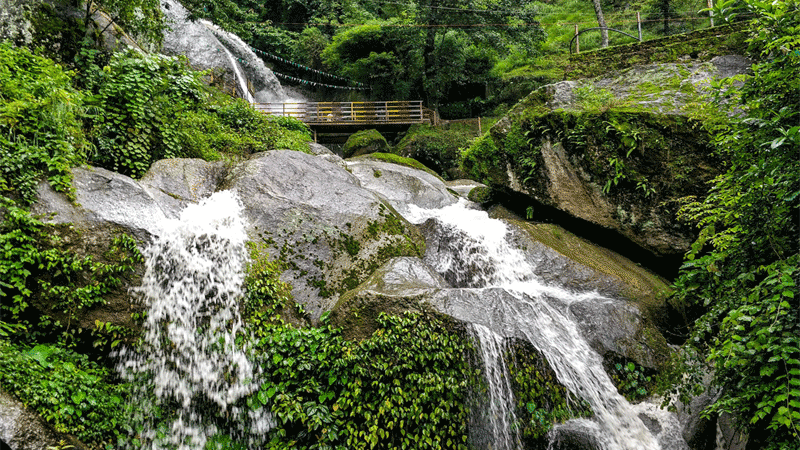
[406, 199, 674, 450]
[116, 191, 271, 449]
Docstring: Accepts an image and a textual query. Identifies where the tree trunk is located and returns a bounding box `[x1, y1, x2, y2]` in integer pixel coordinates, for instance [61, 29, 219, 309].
[590, 0, 609, 48]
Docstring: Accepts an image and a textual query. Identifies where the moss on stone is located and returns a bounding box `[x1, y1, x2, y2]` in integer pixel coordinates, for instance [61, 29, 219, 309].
[393, 124, 472, 178]
[467, 186, 493, 204]
[359, 152, 443, 180]
[342, 129, 389, 158]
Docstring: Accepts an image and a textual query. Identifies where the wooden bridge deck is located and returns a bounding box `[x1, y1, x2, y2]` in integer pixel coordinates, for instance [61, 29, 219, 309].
[255, 101, 433, 125]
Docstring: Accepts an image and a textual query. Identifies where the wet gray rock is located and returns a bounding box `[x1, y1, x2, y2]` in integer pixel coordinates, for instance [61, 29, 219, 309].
[330, 257, 449, 340]
[140, 158, 227, 217]
[307, 143, 335, 156]
[676, 381, 718, 450]
[549, 421, 603, 450]
[32, 166, 167, 241]
[346, 158, 457, 213]
[0, 390, 84, 450]
[569, 299, 670, 370]
[225, 151, 425, 321]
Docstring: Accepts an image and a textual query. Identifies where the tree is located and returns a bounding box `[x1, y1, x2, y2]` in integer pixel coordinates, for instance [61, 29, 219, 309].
[669, 2, 800, 448]
[589, 0, 609, 47]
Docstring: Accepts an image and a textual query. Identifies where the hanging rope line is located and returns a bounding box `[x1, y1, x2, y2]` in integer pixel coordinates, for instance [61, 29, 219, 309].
[229, 53, 370, 90]
[249, 46, 367, 88]
[272, 70, 371, 90]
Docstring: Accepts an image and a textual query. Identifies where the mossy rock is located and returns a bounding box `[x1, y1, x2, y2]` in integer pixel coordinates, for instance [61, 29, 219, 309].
[342, 129, 389, 158]
[394, 124, 471, 178]
[467, 186, 493, 205]
[330, 257, 448, 341]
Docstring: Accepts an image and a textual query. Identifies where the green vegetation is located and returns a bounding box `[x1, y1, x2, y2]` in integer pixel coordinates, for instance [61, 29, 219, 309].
[0, 341, 129, 447]
[464, 109, 712, 207]
[505, 340, 592, 447]
[664, 2, 800, 448]
[607, 356, 655, 402]
[0, 42, 86, 204]
[236, 264, 474, 450]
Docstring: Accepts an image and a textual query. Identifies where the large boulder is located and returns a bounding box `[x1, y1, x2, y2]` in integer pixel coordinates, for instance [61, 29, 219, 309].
[342, 129, 389, 158]
[345, 157, 457, 213]
[224, 150, 425, 321]
[462, 57, 752, 261]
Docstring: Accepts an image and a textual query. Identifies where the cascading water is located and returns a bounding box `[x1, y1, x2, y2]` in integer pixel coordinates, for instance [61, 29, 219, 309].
[116, 191, 272, 450]
[201, 20, 255, 103]
[406, 199, 674, 450]
[468, 324, 522, 450]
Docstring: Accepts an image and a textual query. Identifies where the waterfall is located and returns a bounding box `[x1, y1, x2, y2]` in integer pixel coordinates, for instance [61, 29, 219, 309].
[406, 199, 667, 450]
[200, 20, 255, 103]
[468, 324, 522, 450]
[116, 191, 271, 450]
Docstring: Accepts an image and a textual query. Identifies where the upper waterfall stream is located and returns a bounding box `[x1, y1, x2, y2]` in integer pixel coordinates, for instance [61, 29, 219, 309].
[405, 199, 676, 450]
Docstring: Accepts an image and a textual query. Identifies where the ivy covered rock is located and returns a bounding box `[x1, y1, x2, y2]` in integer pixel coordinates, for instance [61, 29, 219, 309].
[342, 129, 389, 158]
[462, 57, 752, 261]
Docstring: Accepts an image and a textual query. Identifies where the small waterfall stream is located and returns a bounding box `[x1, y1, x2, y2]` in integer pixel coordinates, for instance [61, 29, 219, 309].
[116, 191, 271, 449]
[200, 20, 255, 103]
[469, 324, 522, 450]
[406, 199, 666, 450]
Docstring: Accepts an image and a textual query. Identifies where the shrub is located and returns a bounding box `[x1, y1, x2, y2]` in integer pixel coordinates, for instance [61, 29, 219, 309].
[0, 42, 86, 203]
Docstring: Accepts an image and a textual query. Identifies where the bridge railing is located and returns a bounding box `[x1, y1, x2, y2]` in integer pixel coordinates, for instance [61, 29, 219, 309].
[254, 101, 430, 125]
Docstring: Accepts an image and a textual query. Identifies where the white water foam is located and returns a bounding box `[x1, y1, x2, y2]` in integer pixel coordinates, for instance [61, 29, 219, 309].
[406, 198, 665, 450]
[116, 191, 271, 450]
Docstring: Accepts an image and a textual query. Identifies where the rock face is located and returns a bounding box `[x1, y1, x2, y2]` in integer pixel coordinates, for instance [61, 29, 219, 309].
[31, 152, 426, 324]
[224, 150, 425, 320]
[160, 0, 286, 103]
[463, 56, 752, 260]
[345, 158, 458, 213]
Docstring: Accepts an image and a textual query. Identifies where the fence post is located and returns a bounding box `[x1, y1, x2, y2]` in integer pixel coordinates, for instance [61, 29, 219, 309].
[708, 0, 715, 27]
[574, 24, 580, 53]
[478, 117, 482, 136]
[637, 12, 642, 41]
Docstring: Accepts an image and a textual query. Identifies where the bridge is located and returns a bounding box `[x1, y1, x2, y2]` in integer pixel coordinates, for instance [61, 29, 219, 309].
[254, 101, 436, 126]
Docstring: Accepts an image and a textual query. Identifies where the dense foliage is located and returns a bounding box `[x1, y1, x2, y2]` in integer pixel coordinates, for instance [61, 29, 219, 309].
[0, 341, 129, 447]
[0, 42, 86, 204]
[172, 253, 474, 450]
[667, 1, 800, 448]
